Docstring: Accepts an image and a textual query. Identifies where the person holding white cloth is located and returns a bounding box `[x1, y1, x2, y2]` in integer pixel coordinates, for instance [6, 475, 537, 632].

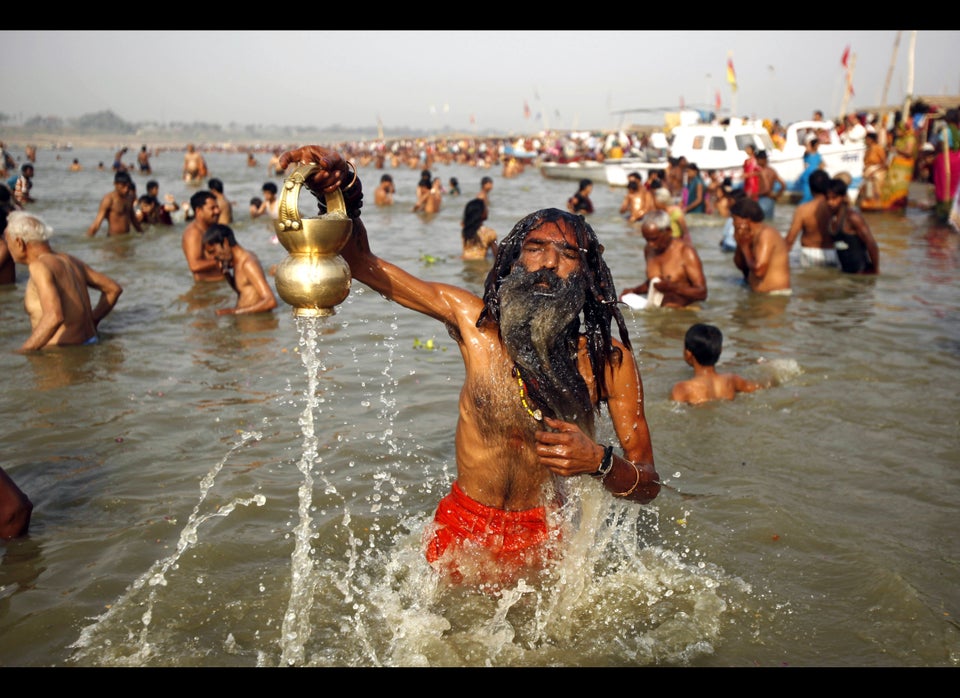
[618, 210, 707, 310]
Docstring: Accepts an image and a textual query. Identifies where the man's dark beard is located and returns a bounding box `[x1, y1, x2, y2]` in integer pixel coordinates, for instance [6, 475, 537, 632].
[498, 266, 594, 435]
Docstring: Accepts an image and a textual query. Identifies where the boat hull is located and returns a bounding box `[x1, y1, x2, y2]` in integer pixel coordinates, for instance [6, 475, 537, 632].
[539, 158, 664, 187]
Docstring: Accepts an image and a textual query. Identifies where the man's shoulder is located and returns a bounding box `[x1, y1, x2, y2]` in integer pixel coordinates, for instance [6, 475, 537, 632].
[794, 199, 815, 215]
[761, 224, 786, 240]
[33, 249, 72, 269]
[847, 208, 869, 227]
[670, 379, 696, 403]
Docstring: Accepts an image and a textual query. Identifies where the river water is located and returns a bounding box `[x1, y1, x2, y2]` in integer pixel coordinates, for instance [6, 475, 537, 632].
[1, 146, 958, 667]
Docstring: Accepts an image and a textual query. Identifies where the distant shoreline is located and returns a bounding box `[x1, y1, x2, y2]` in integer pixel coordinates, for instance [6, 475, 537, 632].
[3, 133, 310, 151]
[1, 130, 514, 152]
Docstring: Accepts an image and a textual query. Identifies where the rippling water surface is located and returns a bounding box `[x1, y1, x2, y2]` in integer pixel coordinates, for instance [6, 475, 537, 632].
[0, 146, 958, 667]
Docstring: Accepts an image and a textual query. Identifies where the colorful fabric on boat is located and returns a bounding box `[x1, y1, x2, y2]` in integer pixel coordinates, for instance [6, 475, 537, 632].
[859, 141, 888, 206]
[866, 153, 913, 210]
[875, 126, 916, 210]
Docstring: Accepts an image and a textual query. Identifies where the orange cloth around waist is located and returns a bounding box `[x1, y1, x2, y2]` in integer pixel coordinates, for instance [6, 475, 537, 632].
[424, 481, 555, 570]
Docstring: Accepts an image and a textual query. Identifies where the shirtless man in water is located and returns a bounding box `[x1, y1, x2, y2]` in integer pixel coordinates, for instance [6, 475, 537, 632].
[824, 178, 879, 275]
[373, 174, 395, 205]
[181, 190, 225, 283]
[182, 144, 208, 185]
[413, 177, 442, 214]
[86, 171, 143, 236]
[202, 224, 277, 315]
[784, 169, 837, 268]
[5, 211, 123, 352]
[618, 209, 707, 309]
[731, 197, 791, 294]
[278, 145, 660, 585]
[620, 176, 654, 223]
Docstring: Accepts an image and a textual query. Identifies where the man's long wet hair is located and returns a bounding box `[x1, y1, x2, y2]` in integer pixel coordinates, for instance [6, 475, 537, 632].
[477, 208, 632, 411]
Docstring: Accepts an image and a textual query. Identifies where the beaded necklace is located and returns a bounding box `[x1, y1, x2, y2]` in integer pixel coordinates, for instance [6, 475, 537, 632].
[511, 365, 542, 421]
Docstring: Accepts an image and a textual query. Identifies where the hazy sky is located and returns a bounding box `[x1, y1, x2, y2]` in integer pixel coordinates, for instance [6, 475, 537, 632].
[4, 30, 959, 134]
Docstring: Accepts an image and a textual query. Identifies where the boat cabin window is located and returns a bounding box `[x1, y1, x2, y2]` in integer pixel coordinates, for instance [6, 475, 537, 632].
[757, 132, 776, 150]
[692, 136, 705, 150]
[734, 134, 757, 152]
[708, 136, 726, 151]
[795, 128, 811, 147]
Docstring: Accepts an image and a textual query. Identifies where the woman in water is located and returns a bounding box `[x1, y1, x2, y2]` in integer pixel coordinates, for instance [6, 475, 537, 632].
[460, 198, 498, 261]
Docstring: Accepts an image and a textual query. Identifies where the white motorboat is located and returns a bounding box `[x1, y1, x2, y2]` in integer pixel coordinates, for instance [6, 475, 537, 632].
[768, 120, 865, 199]
[538, 156, 661, 187]
[659, 118, 864, 198]
[539, 117, 865, 198]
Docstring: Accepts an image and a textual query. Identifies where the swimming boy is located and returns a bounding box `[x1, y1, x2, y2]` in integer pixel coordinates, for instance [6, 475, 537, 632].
[670, 323, 763, 405]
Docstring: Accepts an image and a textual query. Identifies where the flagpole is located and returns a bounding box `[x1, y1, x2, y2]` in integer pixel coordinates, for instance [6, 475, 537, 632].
[839, 53, 856, 119]
[879, 31, 902, 122]
[902, 30, 917, 123]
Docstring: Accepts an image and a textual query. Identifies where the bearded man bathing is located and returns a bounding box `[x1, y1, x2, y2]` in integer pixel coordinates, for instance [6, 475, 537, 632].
[278, 146, 660, 586]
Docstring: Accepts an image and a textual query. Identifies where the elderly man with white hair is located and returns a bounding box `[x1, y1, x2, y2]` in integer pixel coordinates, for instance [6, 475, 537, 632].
[4, 210, 122, 352]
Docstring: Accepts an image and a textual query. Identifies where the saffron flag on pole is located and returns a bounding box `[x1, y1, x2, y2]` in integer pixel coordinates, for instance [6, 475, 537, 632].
[715, 90, 722, 111]
[842, 47, 854, 97]
[726, 52, 737, 92]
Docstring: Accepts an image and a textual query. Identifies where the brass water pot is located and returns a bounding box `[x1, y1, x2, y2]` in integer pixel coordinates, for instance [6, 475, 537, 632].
[273, 164, 353, 317]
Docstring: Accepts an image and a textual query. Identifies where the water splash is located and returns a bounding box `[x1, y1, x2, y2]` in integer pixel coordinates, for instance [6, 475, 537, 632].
[69, 431, 267, 665]
[67, 305, 754, 667]
[278, 317, 324, 666]
[288, 472, 751, 667]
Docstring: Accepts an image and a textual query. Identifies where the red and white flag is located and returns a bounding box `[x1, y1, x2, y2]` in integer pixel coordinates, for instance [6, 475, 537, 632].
[842, 46, 855, 97]
[523, 101, 531, 119]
